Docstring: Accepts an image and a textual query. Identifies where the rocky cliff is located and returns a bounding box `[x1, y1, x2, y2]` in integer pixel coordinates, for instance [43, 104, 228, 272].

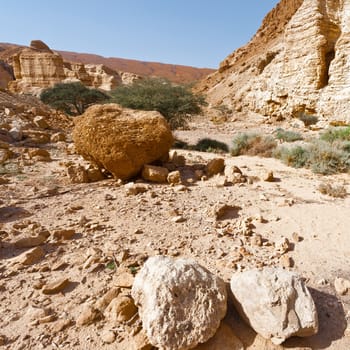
[7, 40, 126, 94]
[201, 0, 350, 123]
[0, 60, 13, 89]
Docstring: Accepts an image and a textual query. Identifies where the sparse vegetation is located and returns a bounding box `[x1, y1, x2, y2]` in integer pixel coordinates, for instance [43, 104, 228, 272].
[40, 82, 110, 115]
[318, 182, 347, 198]
[194, 138, 229, 153]
[274, 146, 309, 168]
[297, 112, 319, 127]
[231, 133, 277, 157]
[110, 78, 207, 129]
[320, 126, 350, 143]
[274, 128, 303, 142]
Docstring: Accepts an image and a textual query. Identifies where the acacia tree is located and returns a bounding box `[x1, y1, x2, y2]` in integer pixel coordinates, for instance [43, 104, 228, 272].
[110, 78, 207, 129]
[40, 82, 110, 115]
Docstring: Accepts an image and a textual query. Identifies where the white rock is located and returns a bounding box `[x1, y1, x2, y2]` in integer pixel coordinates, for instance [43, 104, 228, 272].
[132, 256, 227, 350]
[230, 268, 318, 345]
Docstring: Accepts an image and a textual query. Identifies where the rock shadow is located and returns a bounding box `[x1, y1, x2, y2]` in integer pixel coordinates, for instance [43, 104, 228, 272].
[0, 206, 31, 223]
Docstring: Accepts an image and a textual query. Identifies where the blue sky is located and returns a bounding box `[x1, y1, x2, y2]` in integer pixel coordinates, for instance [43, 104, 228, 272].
[0, 0, 279, 68]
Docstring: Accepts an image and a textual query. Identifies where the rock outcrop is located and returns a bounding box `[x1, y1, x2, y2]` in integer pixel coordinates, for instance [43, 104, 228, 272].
[131, 256, 227, 350]
[0, 60, 14, 89]
[230, 267, 318, 345]
[72, 104, 173, 180]
[201, 0, 350, 123]
[7, 40, 124, 94]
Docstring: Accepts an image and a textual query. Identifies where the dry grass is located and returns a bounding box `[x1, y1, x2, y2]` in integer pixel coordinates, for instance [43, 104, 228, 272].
[318, 182, 347, 198]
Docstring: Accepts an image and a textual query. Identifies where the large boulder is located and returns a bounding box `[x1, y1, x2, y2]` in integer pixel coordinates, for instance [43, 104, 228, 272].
[131, 256, 227, 350]
[230, 268, 318, 345]
[73, 104, 173, 180]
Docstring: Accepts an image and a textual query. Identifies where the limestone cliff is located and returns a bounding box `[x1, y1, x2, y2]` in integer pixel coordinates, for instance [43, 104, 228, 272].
[7, 40, 124, 94]
[0, 60, 14, 89]
[201, 0, 350, 123]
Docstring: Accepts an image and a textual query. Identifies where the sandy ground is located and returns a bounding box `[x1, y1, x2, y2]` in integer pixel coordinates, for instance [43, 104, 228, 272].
[0, 114, 349, 349]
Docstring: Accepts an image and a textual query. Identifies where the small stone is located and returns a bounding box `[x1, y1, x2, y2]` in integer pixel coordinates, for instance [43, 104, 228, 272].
[0, 334, 6, 346]
[263, 170, 275, 182]
[13, 234, 47, 248]
[34, 116, 49, 129]
[67, 164, 89, 183]
[142, 165, 169, 183]
[275, 237, 290, 254]
[167, 170, 182, 185]
[169, 150, 186, 167]
[114, 271, 135, 288]
[100, 330, 116, 344]
[172, 215, 186, 223]
[53, 229, 75, 240]
[206, 158, 225, 177]
[214, 203, 240, 221]
[280, 254, 293, 268]
[16, 246, 45, 265]
[292, 232, 303, 242]
[51, 132, 66, 142]
[125, 183, 148, 196]
[42, 278, 70, 295]
[105, 295, 137, 323]
[251, 234, 263, 247]
[51, 318, 73, 333]
[95, 288, 120, 312]
[76, 306, 101, 326]
[334, 277, 350, 295]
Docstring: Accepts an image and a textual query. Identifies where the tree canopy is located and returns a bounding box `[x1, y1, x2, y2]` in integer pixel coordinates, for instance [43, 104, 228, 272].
[110, 78, 206, 129]
[40, 82, 110, 115]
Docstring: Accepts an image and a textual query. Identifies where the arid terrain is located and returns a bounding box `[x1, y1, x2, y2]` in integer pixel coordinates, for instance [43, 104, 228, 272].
[0, 90, 349, 349]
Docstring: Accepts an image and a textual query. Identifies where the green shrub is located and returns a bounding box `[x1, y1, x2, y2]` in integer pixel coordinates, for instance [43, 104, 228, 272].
[274, 146, 309, 168]
[40, 82, 110, 115]
[297, 112, 319, 127]
[274, 128, 303, 142]
[110, 78, 206, 129]
[194, 138, 229, 153]
[320, 127, 350, 143]
[231, 133, 277, 157]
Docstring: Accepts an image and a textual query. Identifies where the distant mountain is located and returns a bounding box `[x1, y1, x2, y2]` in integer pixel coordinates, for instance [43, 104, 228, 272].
[0, 43, 214, 84]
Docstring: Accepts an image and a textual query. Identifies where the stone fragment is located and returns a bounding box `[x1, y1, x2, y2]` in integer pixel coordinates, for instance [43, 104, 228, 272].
[142, 165, 169, 183]
[105, 295, 137, 323]
[51, 132, 66, 142]
[167, 170, 182, 185]
[230, 268, 318, 345]
[76, 306, 101, 326]
[16, 246, 45, 265]
[125, 183, 148, 196]
[334, 277, 350, 296]
[120, 329, 153, 350]
[53, 229, 75, 240]
[263, 171, 275, 182]
[42, 278, 70, 295]
[100, 330, 116, 344]
[131, 256, 227, 350]
[114, 271, 135, 288]
[33, 116, 49, 129]
[275, 237, 290, 254]
[73, 104, 173, 180]
[169, 150, 186, 167]
[214, 203, 240, 221]
[28, 148, 51, 161]
[205, 158, 225, 177]
[66, 164, 89, 184]
[95, 288, 120, 312]
[13, 234, 47, 248]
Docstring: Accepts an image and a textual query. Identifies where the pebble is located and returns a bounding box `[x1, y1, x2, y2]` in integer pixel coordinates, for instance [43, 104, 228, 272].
[42, 278, 70, 295]
[100, 330, 116, 344]
[334, 277, 350, 295]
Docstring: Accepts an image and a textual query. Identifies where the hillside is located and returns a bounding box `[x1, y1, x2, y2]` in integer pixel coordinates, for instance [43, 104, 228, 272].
[0, 43, 214, 84]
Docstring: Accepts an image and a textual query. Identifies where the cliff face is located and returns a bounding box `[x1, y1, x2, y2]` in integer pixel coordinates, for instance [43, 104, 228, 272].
[201, 0, 350, 123]
[6, 40, 126, 94]
[0, 60, 14, 89]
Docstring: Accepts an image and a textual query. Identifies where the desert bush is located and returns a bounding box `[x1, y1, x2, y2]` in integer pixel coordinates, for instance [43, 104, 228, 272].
[110, 78, 206, 129]
[274, 146, 309, 168]
[274, 128, 303, 142]
[318, 182, 347, 198]
[320, 126, 350, 143]
[194, 138, 229, 153]
[307, 140, 350, 174]
[40, 82, 110, 115]
[231, 133, 277, 157]
[297, 112, 318, 127]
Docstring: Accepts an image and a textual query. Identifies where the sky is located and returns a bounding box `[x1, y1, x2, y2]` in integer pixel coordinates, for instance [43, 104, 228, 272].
[0, 0, 280, 68]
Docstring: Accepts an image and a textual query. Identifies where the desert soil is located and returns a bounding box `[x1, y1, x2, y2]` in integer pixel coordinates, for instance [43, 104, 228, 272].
[0, 112, 349, 349]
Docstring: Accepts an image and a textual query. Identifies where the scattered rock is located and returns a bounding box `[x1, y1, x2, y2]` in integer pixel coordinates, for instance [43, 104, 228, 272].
[142, 165, 169, 183]
[51, 132, 66, 142]
[76, 306, 101, 326]
[230, 268, 318, 345]
[132, 255, 227, 350]
[53, 229, 75, 240]
[169, 150, 186, 167]
[15, 246, 45, 265]
[13, 234, 47, 248]
[214, 203, 240, 221]
[66, 164, 89, 184]
[95, 288, 120, 312]
[263, 170, 275, 182]
[28, 148, 51, 161]
[42, 278, 70, 295]
[33, 116, 49, 129]
[167, 170, 182, 185]
[206, 158, 225, 177]
[100, 330, 116, 344]
[125, 183, 148, 196]
[105, 295, 137, 323]
[114, 270, 135, 288]
[334, 277, 350, 296]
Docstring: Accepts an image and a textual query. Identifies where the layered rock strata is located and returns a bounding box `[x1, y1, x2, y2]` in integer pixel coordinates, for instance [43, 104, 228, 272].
[201, 0, 350, 123]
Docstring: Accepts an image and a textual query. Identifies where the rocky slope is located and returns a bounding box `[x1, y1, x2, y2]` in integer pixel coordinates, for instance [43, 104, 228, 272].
[200, 0, 350, 124]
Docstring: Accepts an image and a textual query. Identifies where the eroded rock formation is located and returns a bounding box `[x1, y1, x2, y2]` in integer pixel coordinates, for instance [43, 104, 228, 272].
[0, 60, 14, 89]
[201, 0, 350, 123]
[7, 40, 125, 94]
